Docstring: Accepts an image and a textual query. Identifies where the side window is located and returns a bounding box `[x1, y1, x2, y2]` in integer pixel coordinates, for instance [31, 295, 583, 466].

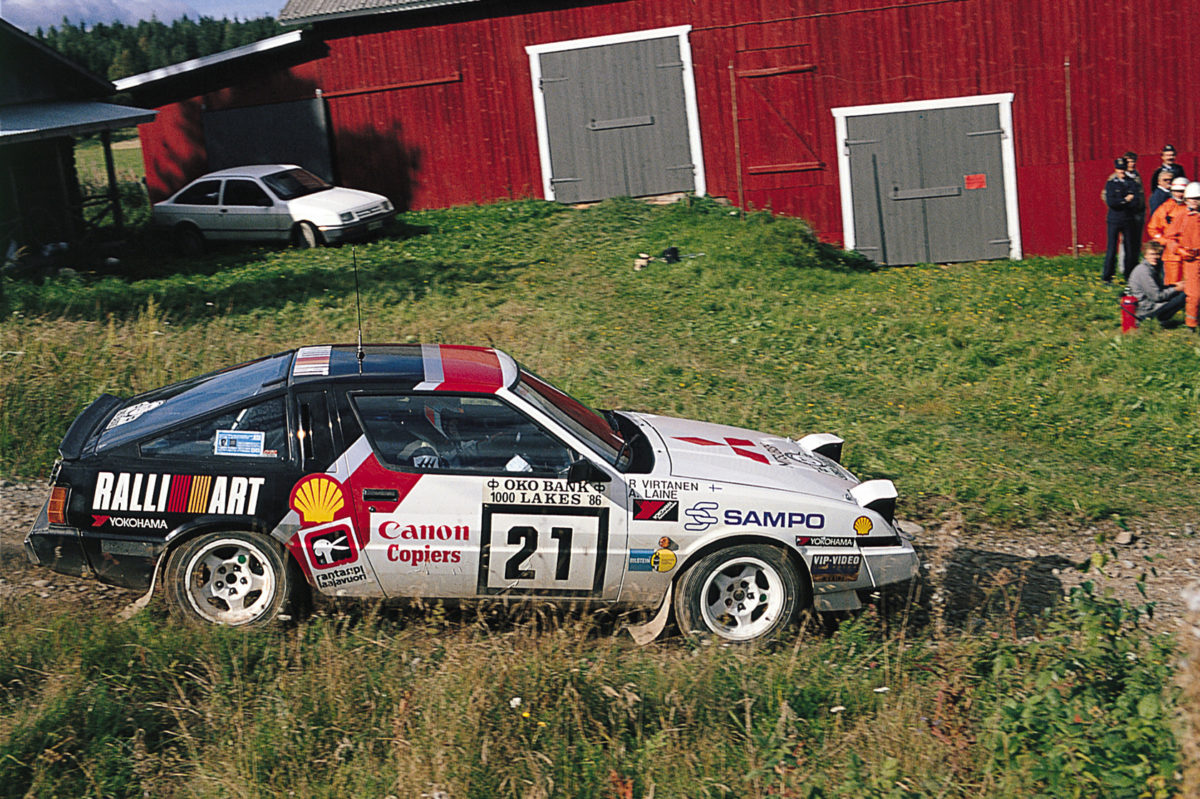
[222, 179, 273, 207]
[174, 180, 222, 206]
[295, 390, 336, 468]
[353, 394, 574, 474]
[139, 397, 288, 460]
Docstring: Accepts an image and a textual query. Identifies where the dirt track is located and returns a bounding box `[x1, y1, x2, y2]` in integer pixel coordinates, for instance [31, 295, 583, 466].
[2, 478, 1197, 634]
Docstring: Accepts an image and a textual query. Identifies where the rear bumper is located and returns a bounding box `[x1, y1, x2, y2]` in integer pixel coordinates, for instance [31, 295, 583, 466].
[25, 492, 159, 589]
[24, 496, 90, 577]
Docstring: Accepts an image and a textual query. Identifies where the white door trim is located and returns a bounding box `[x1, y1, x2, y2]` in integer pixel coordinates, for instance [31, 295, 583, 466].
[526, 25, 706, 201]
[831, 93, 1020, 260]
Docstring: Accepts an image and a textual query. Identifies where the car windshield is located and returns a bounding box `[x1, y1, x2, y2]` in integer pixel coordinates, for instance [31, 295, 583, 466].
[261, 168, 333, 200]
[513, 369, 629, 469]
[95, 352, 292, 452]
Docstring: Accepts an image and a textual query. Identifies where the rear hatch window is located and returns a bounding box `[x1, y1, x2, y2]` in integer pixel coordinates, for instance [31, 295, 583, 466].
[94, 352, 292, 452]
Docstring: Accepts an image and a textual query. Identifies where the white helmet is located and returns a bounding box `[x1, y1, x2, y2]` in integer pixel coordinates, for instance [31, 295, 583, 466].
[1186, 182, 1200, 199]
[1172, 176, 1190, 190]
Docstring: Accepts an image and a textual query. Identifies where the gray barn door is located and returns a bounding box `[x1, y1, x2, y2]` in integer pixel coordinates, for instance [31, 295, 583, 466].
[846, 104, 1009, 265]
[538, 37, 694, 203]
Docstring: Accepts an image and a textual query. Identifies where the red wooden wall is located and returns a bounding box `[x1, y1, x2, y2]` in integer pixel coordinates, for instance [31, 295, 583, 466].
[137, 0, 1197, 258]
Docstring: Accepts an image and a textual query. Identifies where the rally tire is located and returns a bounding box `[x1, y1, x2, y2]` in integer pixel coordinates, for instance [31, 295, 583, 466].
[673, 544, 806, 643]
[294, 221, 321, 248]
[164, 531, 297, 627]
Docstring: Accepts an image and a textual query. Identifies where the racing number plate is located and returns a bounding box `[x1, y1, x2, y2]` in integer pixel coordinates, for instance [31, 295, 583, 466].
[477, 505, 609, 596]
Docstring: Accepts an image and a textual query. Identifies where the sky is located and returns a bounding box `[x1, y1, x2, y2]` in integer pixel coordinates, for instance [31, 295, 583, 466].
[2, 0, 281, 33]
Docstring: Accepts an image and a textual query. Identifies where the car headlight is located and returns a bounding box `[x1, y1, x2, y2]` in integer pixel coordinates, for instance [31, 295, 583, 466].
[339, 212, 355, 223]
[382, 199, 394, 212]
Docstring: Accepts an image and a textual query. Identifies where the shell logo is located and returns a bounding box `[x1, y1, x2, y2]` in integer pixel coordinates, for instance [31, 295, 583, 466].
[291, 475, 346, 525]
[853, 515, 873, 536]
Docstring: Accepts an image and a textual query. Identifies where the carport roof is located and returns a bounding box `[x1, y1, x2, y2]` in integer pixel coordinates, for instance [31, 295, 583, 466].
[0, 101, 156, 145]
[279, 0, 481, 26]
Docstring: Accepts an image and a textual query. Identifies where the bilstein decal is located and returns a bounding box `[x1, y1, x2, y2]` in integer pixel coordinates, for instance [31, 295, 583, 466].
[92, 472, 265, 516]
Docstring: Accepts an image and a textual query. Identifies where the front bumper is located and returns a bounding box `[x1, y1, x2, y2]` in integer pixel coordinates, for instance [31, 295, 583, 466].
[319, 211, 396, 243]
[811, 538, 921, 613]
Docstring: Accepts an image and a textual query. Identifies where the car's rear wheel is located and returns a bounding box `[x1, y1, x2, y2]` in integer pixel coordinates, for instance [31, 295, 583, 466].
[165, 531, 297, 626]
[294, 221, 321, 248]
[174, 224, 204, 255]
[673, 544, 805, 642]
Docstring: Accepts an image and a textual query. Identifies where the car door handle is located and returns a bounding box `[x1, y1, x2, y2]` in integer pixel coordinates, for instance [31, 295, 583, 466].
[362, 488, 400, 502]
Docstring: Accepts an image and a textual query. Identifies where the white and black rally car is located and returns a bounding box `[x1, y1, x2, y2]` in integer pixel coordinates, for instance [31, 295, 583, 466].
[25, 344, 919, 642]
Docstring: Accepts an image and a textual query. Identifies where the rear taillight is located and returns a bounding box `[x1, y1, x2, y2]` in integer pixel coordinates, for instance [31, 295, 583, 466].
[48, 486, 69, 525]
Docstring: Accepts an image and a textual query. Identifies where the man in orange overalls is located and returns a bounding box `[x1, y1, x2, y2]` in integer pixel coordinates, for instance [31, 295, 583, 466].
[1164, 181, 1200, 331]
[1149, 177, 1190, 284]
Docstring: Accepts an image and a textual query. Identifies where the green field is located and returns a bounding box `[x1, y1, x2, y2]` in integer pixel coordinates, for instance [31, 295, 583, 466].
[0, 198, 1190, 797]
[3, 197, 1198, 527]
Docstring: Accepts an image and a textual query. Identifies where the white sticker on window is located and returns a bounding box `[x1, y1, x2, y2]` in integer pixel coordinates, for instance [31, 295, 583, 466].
[104, 400, 164, 430]
[215, 430, 266, 457]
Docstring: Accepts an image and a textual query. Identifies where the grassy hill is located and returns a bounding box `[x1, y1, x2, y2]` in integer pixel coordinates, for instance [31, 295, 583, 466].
[3, 197, 1197, 528]
[0, 198, 1190, 797]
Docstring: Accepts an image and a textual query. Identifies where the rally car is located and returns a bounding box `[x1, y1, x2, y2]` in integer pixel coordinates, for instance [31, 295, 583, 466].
[25, 344, 919, 642]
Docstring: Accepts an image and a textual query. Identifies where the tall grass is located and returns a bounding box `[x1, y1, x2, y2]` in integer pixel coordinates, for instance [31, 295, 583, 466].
[2, 197, 1196, 526]
[0, 584, 1181, 798]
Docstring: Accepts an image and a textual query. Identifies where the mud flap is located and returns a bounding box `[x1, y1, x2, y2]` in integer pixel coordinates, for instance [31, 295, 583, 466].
[118, 549, 168, 621]
[625, 584, 672, 645]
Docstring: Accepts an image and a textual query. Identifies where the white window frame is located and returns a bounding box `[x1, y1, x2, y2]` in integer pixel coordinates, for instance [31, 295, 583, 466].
[526, 25, 707, 201]
[831, 93, 1021, 260]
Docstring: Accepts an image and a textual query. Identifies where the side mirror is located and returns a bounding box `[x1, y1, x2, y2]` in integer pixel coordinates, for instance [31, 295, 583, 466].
[565, 457, 610, 484]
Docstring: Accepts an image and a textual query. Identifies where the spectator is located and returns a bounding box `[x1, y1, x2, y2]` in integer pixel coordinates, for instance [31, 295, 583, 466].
[1127, 241, 1185, 327]
[1163, 180, 1200, 332]
[1149, 144, 1186, 189]
[1125, 152, 1146, 234]
[1150, 177, 1190, 283]
[1148, 169, 1174, 217]
[1103, 156, 1145, 282]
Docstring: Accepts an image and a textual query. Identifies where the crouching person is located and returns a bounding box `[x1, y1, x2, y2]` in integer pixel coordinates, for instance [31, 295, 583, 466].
[1128, 241, 1186, 327]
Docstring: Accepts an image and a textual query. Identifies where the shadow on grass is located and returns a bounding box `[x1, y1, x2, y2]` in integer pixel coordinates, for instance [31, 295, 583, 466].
[0, 224, 537, 321]
[869, 545, 1079, 638]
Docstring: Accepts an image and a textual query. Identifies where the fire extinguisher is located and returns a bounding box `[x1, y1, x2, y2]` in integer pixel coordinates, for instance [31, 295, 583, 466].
[1120, 293, 1140, 332]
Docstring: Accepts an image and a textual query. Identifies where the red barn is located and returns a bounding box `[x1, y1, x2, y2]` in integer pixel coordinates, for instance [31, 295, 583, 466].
[118, 0, 1192, 265]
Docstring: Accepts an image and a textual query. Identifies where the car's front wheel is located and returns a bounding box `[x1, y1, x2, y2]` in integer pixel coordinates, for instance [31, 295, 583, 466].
[673, 544, 806, 642]
[164, 531, 298, 626]
[293, 221, 321, 248]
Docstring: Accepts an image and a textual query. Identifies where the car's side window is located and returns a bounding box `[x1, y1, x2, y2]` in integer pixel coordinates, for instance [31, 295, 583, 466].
[223, 179, 273, 207]
[139, 397, 288, 460]
[174, 180, 222, 206]
[353, 394, 574, 475]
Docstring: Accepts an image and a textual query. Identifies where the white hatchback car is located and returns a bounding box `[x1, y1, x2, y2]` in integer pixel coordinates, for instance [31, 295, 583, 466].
[152, 165, 396, 252]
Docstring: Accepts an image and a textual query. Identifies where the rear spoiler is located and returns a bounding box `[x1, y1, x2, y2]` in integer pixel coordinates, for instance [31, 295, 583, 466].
[59, 394, 124, 460]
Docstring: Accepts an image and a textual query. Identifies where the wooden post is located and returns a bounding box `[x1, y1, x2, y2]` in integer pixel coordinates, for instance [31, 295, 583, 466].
[1064, 57, 1077, 258]
[101, 129, 124, 232]
[729, 63, 745, 218]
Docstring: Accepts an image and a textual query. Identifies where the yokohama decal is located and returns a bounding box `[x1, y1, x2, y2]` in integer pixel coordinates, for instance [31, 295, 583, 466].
[633, 499, 679, 521]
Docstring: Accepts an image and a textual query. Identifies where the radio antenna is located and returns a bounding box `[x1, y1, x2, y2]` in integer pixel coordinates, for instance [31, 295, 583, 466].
[352, 246, 365, 374]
